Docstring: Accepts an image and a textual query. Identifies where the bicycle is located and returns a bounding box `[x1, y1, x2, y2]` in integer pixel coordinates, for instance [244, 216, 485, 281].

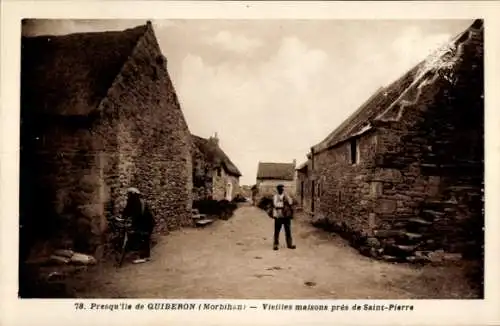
[108, 216, 134, 267]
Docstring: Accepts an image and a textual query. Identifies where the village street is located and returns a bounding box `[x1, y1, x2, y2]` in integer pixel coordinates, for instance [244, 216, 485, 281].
[73, 204, 479, 299]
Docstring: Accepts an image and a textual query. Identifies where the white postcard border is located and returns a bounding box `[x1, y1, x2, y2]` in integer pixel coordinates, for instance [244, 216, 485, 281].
[1, 1, 499, 325]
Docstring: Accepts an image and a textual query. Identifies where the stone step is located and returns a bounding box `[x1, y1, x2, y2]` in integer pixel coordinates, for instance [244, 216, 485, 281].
[70, 253, 97, 265]
[53, 249, 74, 258]
[420, 210, 445, 221]
[421, 209, 445, 217]
[420, 163, 439, 168]
[383, 244, 416, 258]
[192, 214, 207, 220]
[373, 230, 403, 238]
[50, 255, 71, 264]
[380, 255, 405, 263]
[399, 225, 433, 235]
[403, 232, 423, 240]
[415, 250, 463, 263]
[407, 217, 433, 226]
[195, 219, 214, 226]
[448, 186, 481, 191]
[406, 255, 431, 263]
[389, 244, 419, 253]
[424, 200, 459, 208]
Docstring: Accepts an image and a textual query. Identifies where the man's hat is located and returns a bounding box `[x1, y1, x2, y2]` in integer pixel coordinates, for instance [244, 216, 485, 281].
[277, 184, 284, 189]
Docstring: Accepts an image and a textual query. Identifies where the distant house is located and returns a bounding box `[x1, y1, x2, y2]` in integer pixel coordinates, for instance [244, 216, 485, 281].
[191, 133, 242, 201]
[239, 185, 252, 199]
[298, 20, 484, 260]
[256, 160, 297, 198]
[20, 22, 193, 259]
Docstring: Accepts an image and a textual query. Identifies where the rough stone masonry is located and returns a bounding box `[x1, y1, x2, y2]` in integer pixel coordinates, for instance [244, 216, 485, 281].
[20, 22, 193, 259]
[301, 20, 484, 263]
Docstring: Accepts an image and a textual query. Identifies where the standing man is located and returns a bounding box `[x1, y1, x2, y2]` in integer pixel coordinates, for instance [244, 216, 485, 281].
[122, 187, 155, 264]
[272, 184, 296, 250]
[251, 185, 258, 206]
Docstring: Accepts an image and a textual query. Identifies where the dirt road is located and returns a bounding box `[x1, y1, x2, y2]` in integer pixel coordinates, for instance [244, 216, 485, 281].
[74, 205, 480, 299]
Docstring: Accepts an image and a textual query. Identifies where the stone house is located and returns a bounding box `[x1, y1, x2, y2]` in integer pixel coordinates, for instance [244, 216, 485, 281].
[296, 159, 312, 211]
[256, 161, 297, 199]
[191, 133, 242, 201]
[20, 22, 193, 259]
[299, 20, 483, 261]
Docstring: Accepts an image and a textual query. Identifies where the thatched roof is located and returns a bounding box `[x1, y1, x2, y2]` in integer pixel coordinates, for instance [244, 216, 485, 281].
[192, 135, 242, 177]
[312, 64, 423, 153]
[21, 24, 149, 116]
[312, 19, 483, 154]
[257, 162, 295, 181]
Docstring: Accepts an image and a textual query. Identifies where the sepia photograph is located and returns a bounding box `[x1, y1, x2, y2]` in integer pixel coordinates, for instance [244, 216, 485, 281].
[16, 16, 485, 301]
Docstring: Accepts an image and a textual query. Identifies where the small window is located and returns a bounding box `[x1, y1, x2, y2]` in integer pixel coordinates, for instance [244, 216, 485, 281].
[217, 167, 221, 177]
[152, 66, 159, 81]
[350, 138, 358, 165]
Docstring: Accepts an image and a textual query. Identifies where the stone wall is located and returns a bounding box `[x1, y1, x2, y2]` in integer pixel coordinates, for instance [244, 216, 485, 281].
[20, 24, 193, 258]
[296, 166, 312, 213]
[368, 27, 484, 259]
[228, 175, 241, 200]
[310, 24, 483, 262]
[212, 168, 240, 201]
[212, 169, 225, 200]
[20, 116, 110, 257]
[312, 131, 378, 233]
[100, 25, 193, 233]
[191, 139, 212, 201]
[192, 147, 241, 202]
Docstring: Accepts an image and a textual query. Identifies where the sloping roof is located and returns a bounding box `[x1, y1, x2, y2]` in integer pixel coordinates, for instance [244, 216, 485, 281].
[312, 64, 423, 153]
[296, 160, 310, 171]
[312, 19, 482, 154]
[21, 23, 149, 116]
[192, 135, 242, 177]
[257, 162, 295, 180]
[375, 19, 483, 123]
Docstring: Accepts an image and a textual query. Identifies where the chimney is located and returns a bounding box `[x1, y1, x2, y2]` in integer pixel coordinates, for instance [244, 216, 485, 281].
[292, 159, 296, 167]
[209, 132, 219, 146]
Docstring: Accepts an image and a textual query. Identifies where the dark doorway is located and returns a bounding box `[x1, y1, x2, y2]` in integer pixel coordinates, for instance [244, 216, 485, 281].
[300, 181, 304, 206]
[311, 180, 315, 213]
[350, 138, 358, 164]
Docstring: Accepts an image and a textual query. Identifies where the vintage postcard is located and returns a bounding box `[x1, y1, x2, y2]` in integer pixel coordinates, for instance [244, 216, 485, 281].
[1, 1, 500, 325]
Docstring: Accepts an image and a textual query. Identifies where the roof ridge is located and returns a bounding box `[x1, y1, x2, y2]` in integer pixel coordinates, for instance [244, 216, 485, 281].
[192, 133, 242, 176]
[310, 20, 479, 154]
[375, 21, 478, 123]
[311, 85, 387, 152]
[326, 86, 385, 136]
[23, 24, 148, 39]
[257, 162, 296, 180]
[319, 86, 385, 145]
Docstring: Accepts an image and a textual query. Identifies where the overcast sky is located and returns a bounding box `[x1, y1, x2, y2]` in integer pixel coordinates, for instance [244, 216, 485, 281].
[23, 19, 473, 185]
